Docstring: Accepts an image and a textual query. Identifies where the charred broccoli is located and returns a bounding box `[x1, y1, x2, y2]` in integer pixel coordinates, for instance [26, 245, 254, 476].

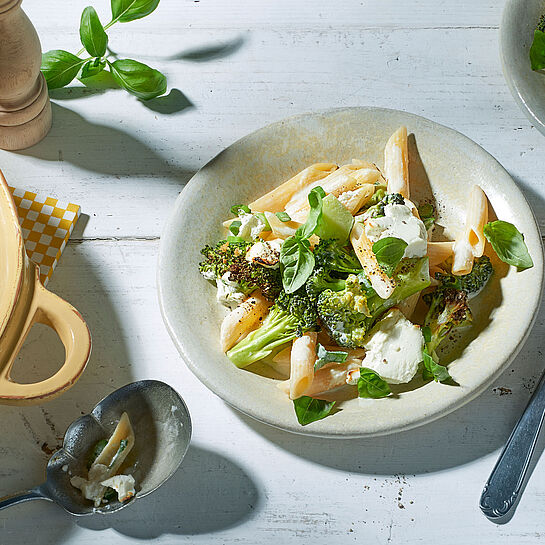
[199, 240, 282, 300]
[423, 287, 472, 357]
[317, 257, 430, 348]
[226, 287, 319, 368]
[305, 267, 346, 303]
[433, 256, 493, 297]
[313, 239, 363, 275]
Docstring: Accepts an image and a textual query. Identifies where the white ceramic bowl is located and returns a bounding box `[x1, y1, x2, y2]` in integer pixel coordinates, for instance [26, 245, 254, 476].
[501, 0, 545, 135]
[158, 108, 543, 437]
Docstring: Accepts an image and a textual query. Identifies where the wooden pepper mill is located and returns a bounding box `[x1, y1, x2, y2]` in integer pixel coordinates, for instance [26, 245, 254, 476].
[0, 0, 52, 150]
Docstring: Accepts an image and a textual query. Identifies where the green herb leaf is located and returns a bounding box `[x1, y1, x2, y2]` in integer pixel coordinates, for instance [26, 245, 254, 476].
[293, 396, 336, 426]
[421, 347, 452, 383]
[80, 6, 108, 57]
[530, 29, 545, 71]
[295, 186, 325, 239]
[483, 220, 533, 270]
[418, 202, 435, 230]
[372, 237, 408, 276]
[41, 50, 86, 89]
[87, 438, 108, 469]
[357, 367, 391, 399]
[108, 59, 166, 100]
[255, 212, 271, 231]
[111, 0, 160, 23]
[80, 57, 106, 79]
[314, 343, 348, 371]
[276, 211, 292, 222]
[227, 235, 245, 243]
[230, 204, 251, 215]
[279, 237, 315, 293]
[229, 220, 242, 236]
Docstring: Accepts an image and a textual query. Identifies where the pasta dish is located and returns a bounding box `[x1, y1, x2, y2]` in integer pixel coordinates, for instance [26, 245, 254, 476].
[198, 127, 534, 426]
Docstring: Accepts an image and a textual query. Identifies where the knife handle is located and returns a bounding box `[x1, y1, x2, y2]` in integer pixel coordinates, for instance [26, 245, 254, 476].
[480, 372, 545, 521]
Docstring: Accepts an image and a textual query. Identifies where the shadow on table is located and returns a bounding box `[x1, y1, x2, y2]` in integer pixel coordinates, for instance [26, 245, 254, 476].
[76, 444, 261, 538]
[15, 103, 195, 185]
[233, 298, 545, 478]
[0, 246, 136, 544]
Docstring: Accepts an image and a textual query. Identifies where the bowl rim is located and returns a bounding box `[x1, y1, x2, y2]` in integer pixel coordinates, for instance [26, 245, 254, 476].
[0, 171, 24, 341]
[500, 0, 545, 136]
[158, 106, 545, 437]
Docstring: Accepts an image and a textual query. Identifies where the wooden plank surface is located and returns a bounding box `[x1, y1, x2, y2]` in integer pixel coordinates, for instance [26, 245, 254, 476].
[1, 0, 545, 543]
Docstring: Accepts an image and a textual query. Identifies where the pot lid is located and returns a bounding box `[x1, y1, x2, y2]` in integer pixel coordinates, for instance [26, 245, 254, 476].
[0, 171, 24, 340]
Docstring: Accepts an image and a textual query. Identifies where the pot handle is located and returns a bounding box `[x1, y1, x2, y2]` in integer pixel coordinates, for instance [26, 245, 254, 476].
[0, 267, 91, 404]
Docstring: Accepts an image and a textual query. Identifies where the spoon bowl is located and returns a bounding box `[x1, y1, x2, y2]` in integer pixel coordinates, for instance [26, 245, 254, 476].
[0, 380, 192, 515]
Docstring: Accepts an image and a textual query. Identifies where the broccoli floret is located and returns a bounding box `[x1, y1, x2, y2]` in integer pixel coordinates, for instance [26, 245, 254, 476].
[318, 257, 430, 348]
[363, 186, 387, 209]
[365, 192, 406, 218]
[313, 239, 363, 275]
[423, 287, 472, 357]
[226, 287, 319, 367]
[538, 13, 545, 32]
[199, 240, 282, 300]
[418, 202, 435, 231]
[434, 256, 493, 297]
[305, 267, 346, 303]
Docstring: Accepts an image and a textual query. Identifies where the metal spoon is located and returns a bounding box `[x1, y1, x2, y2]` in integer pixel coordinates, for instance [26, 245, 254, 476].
[480, 371, 545, 522]
[0, 380, 192, 515]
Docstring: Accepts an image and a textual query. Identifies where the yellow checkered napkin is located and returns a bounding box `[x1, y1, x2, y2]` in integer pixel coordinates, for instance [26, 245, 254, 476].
[8, 186, 80, 286]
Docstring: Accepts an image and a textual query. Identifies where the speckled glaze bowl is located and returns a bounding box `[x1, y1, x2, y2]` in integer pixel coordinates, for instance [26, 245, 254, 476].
[501, 0, 545, 135]
[0, 170, 91, 404]
[158, 108, 544, 437]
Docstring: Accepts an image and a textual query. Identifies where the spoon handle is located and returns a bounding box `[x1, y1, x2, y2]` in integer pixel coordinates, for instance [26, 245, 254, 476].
[0, 486, 51, 511]
[480, 372, 545, 521]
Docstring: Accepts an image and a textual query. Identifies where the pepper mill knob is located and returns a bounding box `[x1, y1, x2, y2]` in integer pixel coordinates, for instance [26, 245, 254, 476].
[0, 0, 52, 150]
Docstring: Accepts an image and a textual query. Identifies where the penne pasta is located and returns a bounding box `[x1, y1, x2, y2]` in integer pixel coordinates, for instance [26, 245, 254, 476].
[220, 292, 271, 352]
[289, 332, 318, 400]
[427, 241, 454, 267]
[249, 163, 337, 213]
[337, 185, 375, 215]
[263, 211, 301, 239]
[384, 126, 409, 198]
[452, 186, 489, 275]
[285, 164, 381, 222]
[350, 222, 396, 299]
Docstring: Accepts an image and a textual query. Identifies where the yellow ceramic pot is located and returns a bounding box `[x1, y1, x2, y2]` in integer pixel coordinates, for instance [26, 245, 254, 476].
[0, 170, 90, 404]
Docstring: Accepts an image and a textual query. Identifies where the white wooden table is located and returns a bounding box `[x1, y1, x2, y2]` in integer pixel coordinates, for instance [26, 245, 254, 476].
[1, 1, 545, 543]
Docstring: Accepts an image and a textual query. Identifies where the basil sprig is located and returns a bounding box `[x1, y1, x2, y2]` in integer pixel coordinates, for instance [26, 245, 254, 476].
[293, 396, 336, 426]
[279, 187, 325, 293]
[483, 220, 533, 270]
[41, 1, 167, 100]
[357, 367, 391, 399]
[314, 343, 348, 371]
[372, 237, 408, 276]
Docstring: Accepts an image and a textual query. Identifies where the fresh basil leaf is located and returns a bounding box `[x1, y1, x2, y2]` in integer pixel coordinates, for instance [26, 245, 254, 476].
[108, 59, 166, 100]
[80, 57, 106, 79]
[357, 367, 391, 399]
[279, 237, 315, 293]
[293, 396, 336, 426]
[372, 237, 408, 276]
[295, 186, 325, 239]
[80, 6, 108, 57]
[41, 50, 86, 89]
[530, 29, 545, 71]
[483, 220, 533, 270]
[230, 204, 251, 215]
[111, 0, 160, 23]
[255, 212, 271, 231]
[276, 211, 291, 222]
[229, 220, 242, 236]
[422, 347, 452, 383]
[314, 343, 348, 371]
